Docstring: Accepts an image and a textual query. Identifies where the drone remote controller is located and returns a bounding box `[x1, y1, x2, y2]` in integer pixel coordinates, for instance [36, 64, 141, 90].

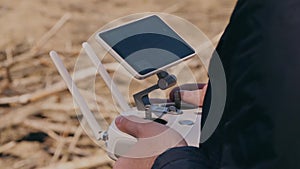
[50, 42, 201, 160]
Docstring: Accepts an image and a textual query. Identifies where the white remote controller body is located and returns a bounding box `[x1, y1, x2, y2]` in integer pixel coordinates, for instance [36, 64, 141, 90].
[51, 43, 202, 161]
[106, 108, 201, 160]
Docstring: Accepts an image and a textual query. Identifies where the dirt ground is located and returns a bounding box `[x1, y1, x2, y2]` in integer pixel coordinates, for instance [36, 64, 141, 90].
[0, 0, 236, 169]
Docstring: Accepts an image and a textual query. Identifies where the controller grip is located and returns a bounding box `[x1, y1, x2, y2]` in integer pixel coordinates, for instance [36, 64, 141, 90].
[106, 119, 137, 160]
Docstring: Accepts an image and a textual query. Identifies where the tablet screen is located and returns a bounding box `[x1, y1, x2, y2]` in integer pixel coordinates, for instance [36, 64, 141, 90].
[98, 15, 195, 78]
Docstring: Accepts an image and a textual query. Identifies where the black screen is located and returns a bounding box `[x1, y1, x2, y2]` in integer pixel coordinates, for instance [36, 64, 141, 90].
[99, 15, 195, 76]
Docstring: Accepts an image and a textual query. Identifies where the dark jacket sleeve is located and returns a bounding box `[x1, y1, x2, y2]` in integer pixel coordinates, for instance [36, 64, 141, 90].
[151, 147, 211, 169]
[153, 0, 300, 168]
[215, 0, 300, 168]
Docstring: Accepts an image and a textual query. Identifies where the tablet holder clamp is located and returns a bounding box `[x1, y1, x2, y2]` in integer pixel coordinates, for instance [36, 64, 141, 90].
[133, 71, 182, 119]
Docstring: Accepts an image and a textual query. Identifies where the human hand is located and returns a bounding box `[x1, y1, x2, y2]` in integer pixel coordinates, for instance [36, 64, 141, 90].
[170, 83, 208, 107]
[113, 115, 187, 169]
[180, 84, 207, 107]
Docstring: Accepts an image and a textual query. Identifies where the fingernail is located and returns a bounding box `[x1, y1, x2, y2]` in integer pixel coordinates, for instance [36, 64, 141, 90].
[115, 116, 123, 126]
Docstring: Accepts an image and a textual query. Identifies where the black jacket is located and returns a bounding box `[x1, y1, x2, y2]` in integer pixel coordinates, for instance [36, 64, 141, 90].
[152, 0, 300, 168]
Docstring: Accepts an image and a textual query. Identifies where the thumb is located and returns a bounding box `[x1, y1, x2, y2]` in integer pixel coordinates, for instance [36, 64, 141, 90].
[115, 115, 150, 138]
[115, 116, 188, 151]
[180, 90, 202, 106]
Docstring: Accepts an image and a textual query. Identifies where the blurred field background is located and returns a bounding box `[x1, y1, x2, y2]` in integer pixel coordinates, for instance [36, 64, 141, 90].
[0, 0, 236, 169]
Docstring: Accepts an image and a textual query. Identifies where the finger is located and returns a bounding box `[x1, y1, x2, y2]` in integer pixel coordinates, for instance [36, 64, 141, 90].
[115, 115, 151, 137]
[200, 84, 208, 106]
[114, 116, 188, 158]
[113, 156, 155, 169]
[180, 90, 202, 106]
[169, 83, 206, 101]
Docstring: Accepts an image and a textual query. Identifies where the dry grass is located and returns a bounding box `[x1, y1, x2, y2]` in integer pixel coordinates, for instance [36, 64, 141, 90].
[0, 0, 236, 168]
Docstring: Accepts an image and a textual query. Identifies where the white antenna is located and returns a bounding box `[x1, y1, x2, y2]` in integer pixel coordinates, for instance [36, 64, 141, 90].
[82, 42, 132, 112]
[49, 51, 104, 140]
